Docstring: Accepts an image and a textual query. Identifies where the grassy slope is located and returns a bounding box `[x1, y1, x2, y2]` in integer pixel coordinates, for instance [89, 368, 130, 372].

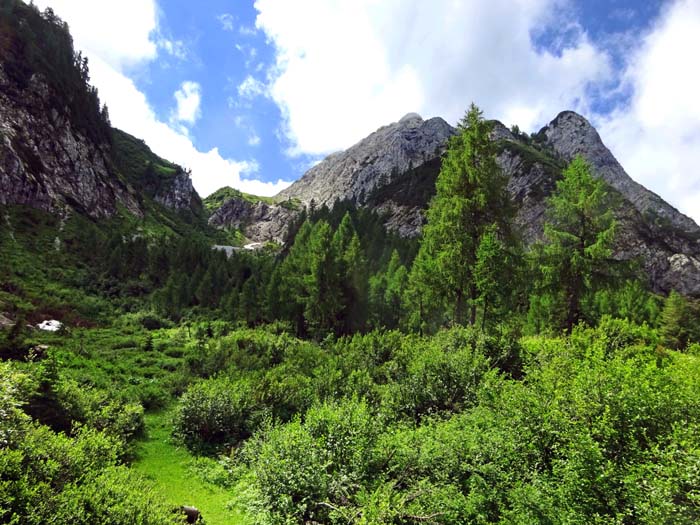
[134, 411, 250, 525]
[203, 186, 278, 213]
[204, 186, 301, 214]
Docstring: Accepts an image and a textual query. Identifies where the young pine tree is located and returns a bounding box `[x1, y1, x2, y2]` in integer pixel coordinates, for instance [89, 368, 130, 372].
[304, 220, 342, 338]
[659, 290, 700, 349]
[406, 103, 514, 332]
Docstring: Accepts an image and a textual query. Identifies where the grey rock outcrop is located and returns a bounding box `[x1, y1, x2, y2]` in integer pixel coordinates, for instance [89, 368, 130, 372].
[497, 112, 700, 296]
[542, 111, 700, 245]
[154, 169, 199, 212]
[208, 198, 297, 244]
[0, 66, 142, 219]
[277, 113, 456, 207]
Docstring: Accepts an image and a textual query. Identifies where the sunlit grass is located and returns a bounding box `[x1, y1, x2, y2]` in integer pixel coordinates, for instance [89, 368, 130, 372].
[133, 411, 250, 525]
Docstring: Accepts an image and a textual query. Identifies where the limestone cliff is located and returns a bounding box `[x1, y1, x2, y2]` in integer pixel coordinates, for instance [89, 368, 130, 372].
[0, 64, 142, 219]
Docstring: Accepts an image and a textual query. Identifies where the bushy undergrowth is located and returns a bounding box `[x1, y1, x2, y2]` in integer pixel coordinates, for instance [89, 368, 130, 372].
[170, 321, 700, 524]
[0, 361, 185, 524]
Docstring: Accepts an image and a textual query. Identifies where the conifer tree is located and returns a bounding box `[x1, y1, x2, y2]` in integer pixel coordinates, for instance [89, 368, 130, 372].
[406, 103, 514, 332]
[304, 221, 341, 337]
[529, 155, 618, 332]
[273, 221, 314, 335]
[369, 250, 409, 329]
[659, 290, 700, 349]
[332, 213, 367, 334]
[474, 225, 515, 330]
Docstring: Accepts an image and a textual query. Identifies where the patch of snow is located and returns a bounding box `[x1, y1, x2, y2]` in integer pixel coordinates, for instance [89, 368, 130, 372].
[37, 320, 62, 332]
[212, 245, 238, 258]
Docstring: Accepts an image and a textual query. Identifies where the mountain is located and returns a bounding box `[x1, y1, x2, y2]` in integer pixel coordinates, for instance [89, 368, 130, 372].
[210, 112, 700, 296]
[2, 0, 699, 297]
[0, 0, 202, 225]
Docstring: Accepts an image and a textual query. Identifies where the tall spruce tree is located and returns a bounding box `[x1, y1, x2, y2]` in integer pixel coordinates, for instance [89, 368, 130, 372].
[529, 155, 618, 333]
[406, 103, 514, 332]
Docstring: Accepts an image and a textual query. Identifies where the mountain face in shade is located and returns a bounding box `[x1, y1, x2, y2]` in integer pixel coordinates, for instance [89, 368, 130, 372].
[0, 1, 202, 221]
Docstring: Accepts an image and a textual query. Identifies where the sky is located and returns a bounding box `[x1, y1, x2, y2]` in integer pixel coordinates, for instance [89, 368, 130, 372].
[31, 0, 700, 223]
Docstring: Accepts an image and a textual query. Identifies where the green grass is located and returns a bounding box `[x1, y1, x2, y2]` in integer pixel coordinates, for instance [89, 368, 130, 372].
[133, 411, 250, 525]
[203, 186, 301, 214]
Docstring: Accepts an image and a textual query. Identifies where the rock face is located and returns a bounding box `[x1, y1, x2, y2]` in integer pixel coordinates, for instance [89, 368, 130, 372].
[154, 170, 199, 212]
[208, 198, 297, 244]
[277, 113, 456, 207]
[530, 111, 700, 296]
[0, 65, 142, 219]
[542, 111, 699, 237]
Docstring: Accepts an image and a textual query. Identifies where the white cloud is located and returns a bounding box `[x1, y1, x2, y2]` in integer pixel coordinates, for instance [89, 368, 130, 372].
[239, 25, 258, 37]
[217, 13, 235, 31]
[36, 0, 158, 70]
[254, 0, 612, 156]
[238, 75, 266, 99]
[235, 43, 259, 69]
[34, 0, 291, 198]
[596, 0, 700, 223]
[248, 133, 261, 146]
[158, 38, 188, 60]
[235, 116, 262, 147]
[172, 81, 202, 125]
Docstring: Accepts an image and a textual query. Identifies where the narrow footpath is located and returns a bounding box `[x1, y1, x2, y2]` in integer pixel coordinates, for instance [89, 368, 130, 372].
[133, 411, 248, 525]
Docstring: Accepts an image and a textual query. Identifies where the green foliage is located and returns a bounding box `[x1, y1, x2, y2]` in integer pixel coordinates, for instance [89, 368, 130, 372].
[203, 186, 295, 213]
[243, 399, 378, 523]
[369, 249, 408, 329]
[51, 466, 185, 525]
[174, 377, 256, 452]
[529, 155, 622, 332]
[407, 103, 516, 332]
[659, 290, 700, 349]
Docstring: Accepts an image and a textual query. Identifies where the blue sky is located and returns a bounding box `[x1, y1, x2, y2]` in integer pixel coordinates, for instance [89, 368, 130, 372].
[32, 0, 700, 222]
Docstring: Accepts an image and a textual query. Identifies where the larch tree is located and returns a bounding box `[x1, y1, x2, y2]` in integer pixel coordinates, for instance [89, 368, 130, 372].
[406, 103, 514, 332]
[530, 155, 618, 333]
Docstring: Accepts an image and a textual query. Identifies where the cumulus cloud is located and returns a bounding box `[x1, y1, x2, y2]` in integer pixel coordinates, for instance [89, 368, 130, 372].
[596, 0, 700, 223]
[254, 0, 612, 156]
[35, 0, 158, 69]
[172, 81, 202, 125]
[33, 0, 291, 197]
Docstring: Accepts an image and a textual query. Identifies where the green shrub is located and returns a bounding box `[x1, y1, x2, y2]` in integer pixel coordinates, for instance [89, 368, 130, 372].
[382, 328, 494, 421]
[245, 419, 329, 523]
[52, 466, 185, 525]
[174, 377, 255, 452]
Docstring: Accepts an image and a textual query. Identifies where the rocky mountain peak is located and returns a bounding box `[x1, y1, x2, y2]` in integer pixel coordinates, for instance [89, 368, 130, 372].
[276, 114, 455, 207]
[539, 110, 700, 244]
[399, 112, 423, 124]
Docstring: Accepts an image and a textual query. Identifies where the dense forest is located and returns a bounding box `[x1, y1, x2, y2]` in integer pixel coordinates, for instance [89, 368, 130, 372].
[2, 2, 700, 525]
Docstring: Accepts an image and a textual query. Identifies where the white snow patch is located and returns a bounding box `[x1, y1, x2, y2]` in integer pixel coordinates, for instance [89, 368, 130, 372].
[37, 320, 63, 332]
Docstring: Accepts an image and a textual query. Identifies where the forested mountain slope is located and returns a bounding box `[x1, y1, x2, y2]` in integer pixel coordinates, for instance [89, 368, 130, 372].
[211, 112, 700, 295]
